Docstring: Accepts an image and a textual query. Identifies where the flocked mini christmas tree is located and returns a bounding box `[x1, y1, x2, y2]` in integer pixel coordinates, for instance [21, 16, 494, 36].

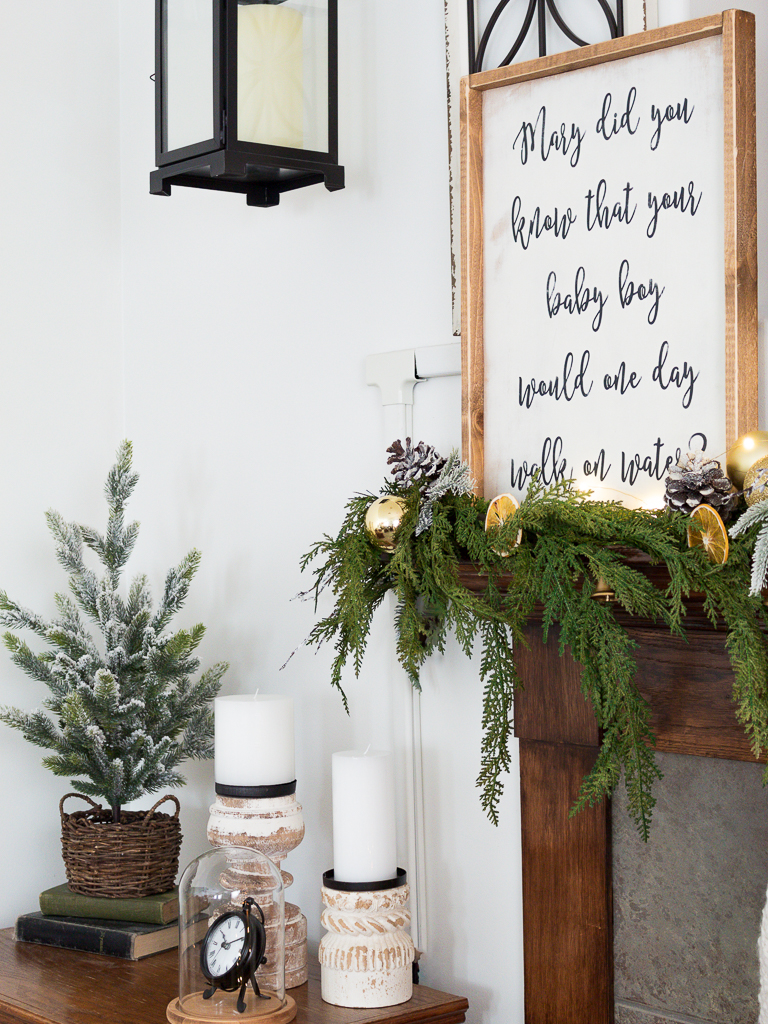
[0, 441, 227, 823]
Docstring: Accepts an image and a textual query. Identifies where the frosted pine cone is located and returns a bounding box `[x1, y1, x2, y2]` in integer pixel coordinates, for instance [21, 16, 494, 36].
[386, 438, 446, 489]
[664, 449, 738, 520]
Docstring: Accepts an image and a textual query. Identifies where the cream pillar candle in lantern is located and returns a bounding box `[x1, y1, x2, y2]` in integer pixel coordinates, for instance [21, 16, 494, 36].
[215, 694, 295, 789]
[238, 1, 303, 150]
[332, 749, 397, 884]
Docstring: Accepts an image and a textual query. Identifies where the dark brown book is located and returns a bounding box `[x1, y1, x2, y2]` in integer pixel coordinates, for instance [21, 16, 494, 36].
[15, 912, 178, 960]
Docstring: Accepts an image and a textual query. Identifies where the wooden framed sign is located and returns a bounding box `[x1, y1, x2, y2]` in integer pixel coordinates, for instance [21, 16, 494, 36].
[461, 11, 757, 505]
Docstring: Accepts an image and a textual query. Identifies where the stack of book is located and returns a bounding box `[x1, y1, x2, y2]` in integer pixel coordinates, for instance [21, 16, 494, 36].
[15, 884, 180, 960]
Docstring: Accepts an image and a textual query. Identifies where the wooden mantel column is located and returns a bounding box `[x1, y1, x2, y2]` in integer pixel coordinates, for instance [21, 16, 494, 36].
[512, 595, 763, 1024]
[515, 623, 613, 1024]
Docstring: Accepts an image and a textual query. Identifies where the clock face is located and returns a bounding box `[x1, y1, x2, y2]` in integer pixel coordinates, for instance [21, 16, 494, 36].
[203, 913, 247, 979]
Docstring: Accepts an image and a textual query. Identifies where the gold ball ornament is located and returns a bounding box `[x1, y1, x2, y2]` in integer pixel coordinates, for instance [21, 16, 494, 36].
[726, 431, 768, 489]
[364, 496, 407, 552]
[744, 456, 768, 506]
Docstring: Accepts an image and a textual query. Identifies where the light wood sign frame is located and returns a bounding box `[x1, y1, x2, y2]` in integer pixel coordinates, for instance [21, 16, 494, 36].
[460, 11, 757, 504]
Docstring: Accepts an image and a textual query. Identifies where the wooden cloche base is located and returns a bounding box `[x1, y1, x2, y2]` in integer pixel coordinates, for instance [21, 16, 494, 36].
[166, 993, 297, 1024]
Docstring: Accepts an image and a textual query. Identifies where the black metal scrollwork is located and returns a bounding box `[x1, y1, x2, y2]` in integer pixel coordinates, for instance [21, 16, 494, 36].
[468, 0, 625, 73]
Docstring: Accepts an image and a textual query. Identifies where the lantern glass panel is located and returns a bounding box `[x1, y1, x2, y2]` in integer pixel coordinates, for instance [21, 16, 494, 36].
[164, 0, 215, 152]
[237, 0, 328, 153]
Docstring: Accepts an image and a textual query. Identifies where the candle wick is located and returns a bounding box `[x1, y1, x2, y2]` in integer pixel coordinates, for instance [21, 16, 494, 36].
[363, 744, 371, 756]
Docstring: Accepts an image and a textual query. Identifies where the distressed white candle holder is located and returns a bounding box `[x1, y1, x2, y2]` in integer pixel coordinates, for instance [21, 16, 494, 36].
[207, 782, 308, 988]
[319, 869, 414, 1008]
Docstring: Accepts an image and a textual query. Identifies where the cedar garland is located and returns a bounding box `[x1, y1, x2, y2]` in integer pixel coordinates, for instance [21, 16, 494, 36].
[301, 471, 768, 841]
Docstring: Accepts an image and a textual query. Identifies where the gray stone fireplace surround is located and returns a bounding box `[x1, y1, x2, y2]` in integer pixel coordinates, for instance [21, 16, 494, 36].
[613, 751, 768, 1024]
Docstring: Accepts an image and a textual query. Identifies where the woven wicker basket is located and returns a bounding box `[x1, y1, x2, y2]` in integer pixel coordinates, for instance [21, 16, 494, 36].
[60, 792, 182, 898]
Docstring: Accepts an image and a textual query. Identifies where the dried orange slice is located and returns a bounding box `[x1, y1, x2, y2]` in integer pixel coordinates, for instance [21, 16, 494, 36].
[484, 493, 522, 555]
[687, 503, 729, 564]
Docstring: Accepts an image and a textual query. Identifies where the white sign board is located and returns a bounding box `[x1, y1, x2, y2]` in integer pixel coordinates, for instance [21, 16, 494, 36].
[461, 14, 757, 506]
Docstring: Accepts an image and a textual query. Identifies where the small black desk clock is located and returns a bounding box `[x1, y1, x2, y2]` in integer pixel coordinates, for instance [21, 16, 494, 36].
[200, 897, 268, 1013]
[166, 845, 296, 1024]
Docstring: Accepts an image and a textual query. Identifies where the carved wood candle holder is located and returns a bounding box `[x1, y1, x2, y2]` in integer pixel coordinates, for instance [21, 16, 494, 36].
[319, 869, 414, 1008]
[207, 783, 308, 988]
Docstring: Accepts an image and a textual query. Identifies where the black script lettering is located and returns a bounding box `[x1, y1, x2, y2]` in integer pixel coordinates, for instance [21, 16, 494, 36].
[546, 267, 608, 332]
[513, 105, 585, 168]
[603, 361, 642, 394]
[583, 450, 611, 481]
[585, 180, 636, 231]
[511, 196, 577, 250]
[650, 97, 694, 151]
[620, 438, 675, 485]
[617, 259, 665, 324]
[651, 340, 699, 409]
[646, 181, 702, 238]
[510, 436, 568, 490]
[518, 350, 593, 409]
[596, 87, 640, 141]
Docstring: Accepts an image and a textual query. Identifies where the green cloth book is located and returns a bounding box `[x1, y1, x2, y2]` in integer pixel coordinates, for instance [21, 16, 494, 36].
[15, 912, 178, 960]
[39, 884, 179, 925]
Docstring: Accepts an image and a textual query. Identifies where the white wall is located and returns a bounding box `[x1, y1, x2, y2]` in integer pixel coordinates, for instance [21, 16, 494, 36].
[114, 1, 524, 1018]
[0, 4, 765, 1024]
[0, 0, 123, 915]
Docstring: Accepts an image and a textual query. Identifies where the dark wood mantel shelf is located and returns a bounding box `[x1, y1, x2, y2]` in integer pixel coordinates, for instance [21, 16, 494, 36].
[457, 550, 733, 631]
[459, 553, 765, 1023]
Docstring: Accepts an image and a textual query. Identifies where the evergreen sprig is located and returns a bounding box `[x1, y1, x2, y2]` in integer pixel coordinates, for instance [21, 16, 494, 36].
[300, 465, 768, 840]
[729, 500, 768, 596]
[0, 441, 228, 822]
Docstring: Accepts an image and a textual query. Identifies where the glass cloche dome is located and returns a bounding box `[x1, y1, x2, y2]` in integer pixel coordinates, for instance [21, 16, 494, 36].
[167, 846, 295, 1024]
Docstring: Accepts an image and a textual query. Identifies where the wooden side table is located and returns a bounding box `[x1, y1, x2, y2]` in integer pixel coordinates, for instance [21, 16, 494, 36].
[0, 929, 468, 1024]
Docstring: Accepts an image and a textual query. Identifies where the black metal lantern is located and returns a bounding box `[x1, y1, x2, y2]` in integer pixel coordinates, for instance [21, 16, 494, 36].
[151, 0, 343, 208]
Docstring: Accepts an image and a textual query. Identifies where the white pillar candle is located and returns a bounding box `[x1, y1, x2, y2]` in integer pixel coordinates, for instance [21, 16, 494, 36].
[238, 3, 303, 149]
[332, 749, 397, 884]
[215, 694, 295, 787]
